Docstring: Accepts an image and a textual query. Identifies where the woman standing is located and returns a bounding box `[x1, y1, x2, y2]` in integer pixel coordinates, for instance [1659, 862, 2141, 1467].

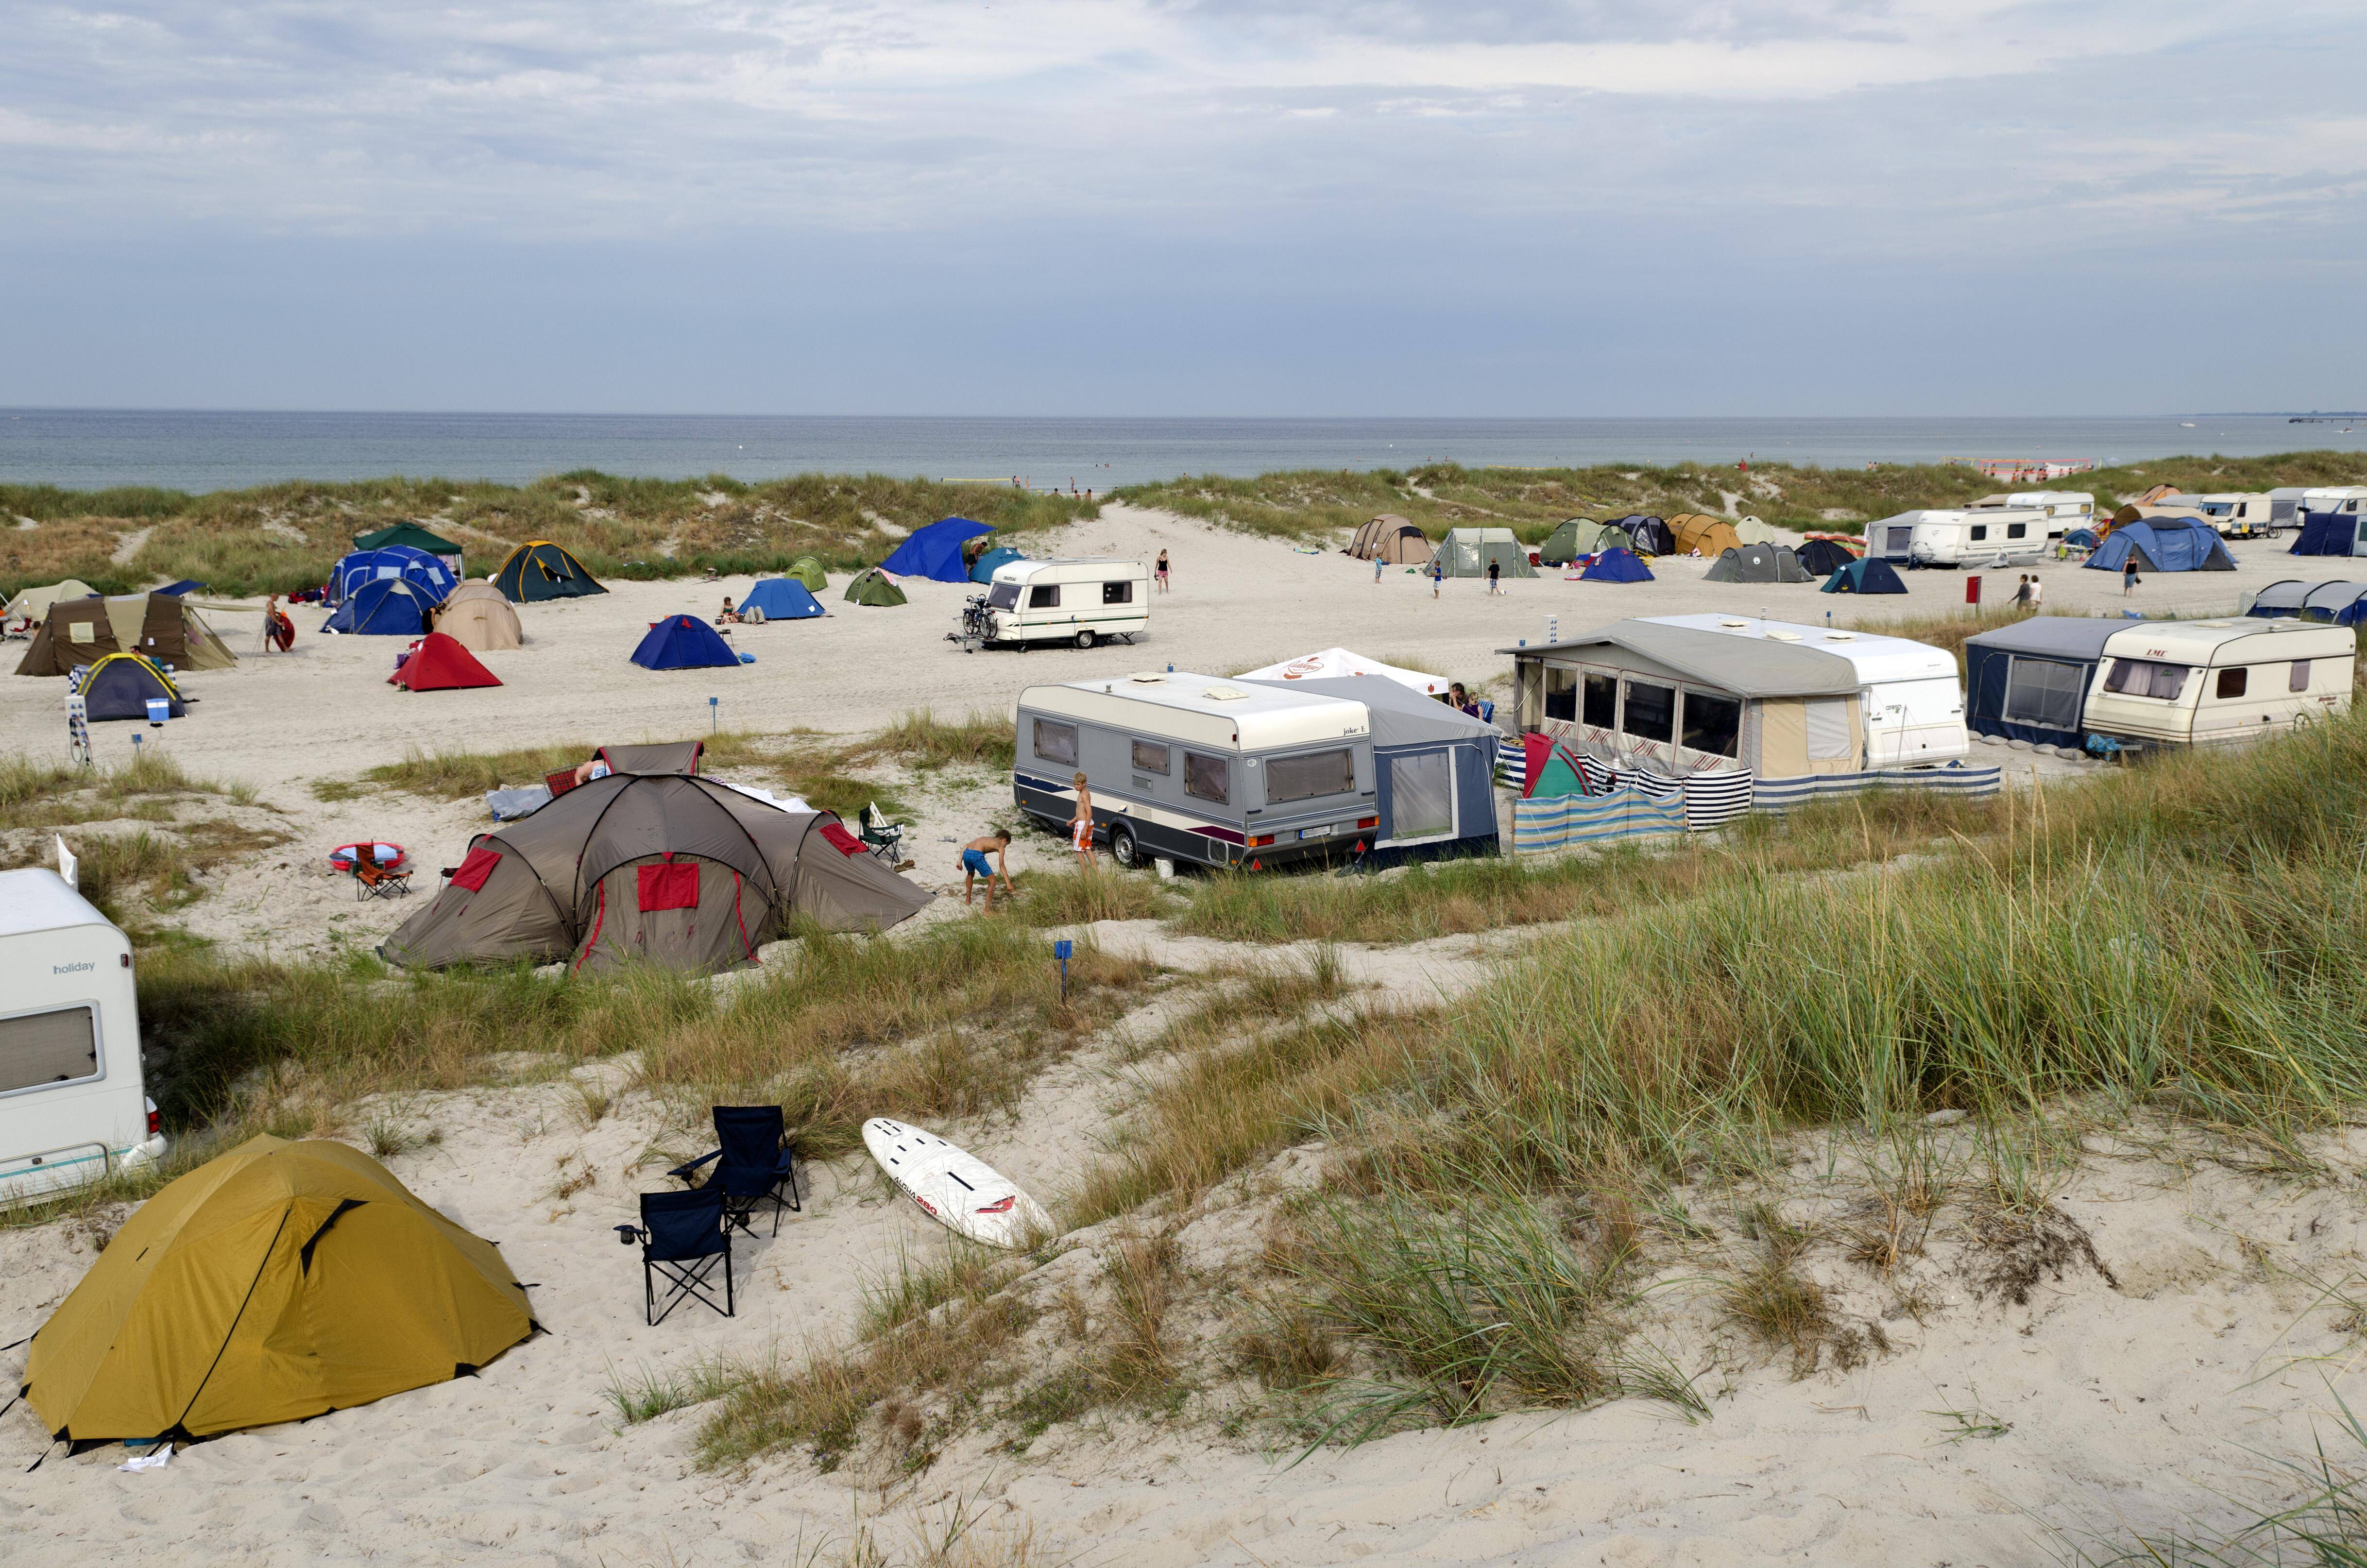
[1155, 549, 1170, 594]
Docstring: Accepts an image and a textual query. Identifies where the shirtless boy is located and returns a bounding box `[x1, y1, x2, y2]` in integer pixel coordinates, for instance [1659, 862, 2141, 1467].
[961, 832, 1014, 909]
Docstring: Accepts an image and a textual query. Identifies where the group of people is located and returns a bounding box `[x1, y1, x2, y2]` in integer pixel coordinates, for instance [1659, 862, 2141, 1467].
[958, 767, 1104, 910]
[2009, 573, 2047, 608]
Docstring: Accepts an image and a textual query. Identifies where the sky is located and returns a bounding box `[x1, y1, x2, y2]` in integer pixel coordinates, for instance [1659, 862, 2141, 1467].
[2, 0, 2362, 415]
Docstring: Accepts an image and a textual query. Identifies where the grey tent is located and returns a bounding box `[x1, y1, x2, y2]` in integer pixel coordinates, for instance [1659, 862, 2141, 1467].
[595, 740, 704, 774]
[1243, 675, 1500, 861]
[1433, 528, 1537, 579]
[380, 773, 930, 974]
[1538, 519, 1600, 567]
[1702, 543, 1810, 584]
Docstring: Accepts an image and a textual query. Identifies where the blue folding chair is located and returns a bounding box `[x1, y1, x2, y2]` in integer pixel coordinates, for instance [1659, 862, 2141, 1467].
[615, 1187, 733, 1326]
[668, 1106, 803, 1238]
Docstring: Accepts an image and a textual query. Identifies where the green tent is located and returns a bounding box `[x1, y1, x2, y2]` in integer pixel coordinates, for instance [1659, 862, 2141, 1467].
[787, 557, 827, 592]
[353, 522, 466, 563]
[1527, 748, 1588, 800]
[1538, 518, 1597, 567]
[844, 567, 906, 607]
[1434, 528, 1537, 579]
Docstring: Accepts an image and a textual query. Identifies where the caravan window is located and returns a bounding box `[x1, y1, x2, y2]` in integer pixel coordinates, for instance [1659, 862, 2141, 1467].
[2005, 657, 2086, 731]
[2007, 522, 2028, 540]
[1969, 524, 1989, 542]
[1033, 718, 1077, 766]
[1103, 580, 1134, 605]
[2104, 659, 2190, 700]
[0, 1005, 100, 1094]
[1028, 584, 1060, 610]
[1184, 751, 1229, 805]
[1131, 739, 1170, 775]
[2291, 660, 2313, 692]
[1582, 674, 1618, 729]
[1679, 691, 1741, 759]
[2215, 667, 2248, 699]
[1621, 681, 1675, 744]
[1267, 749, 1354, 803]
[987, 583, 1020, 610]
[1543, 666, 1577, 722]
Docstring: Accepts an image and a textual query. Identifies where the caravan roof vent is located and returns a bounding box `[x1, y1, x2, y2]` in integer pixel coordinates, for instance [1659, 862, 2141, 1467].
[1719, 618, 1749, 628]
[1823, 631, 1857, 641]
[1128, 672, 1166, 683]
[1767, 631, 1802, 642]
[1201, 684, 1250, 701]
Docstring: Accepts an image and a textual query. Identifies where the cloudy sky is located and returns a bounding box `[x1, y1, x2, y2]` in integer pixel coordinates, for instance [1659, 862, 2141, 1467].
[2, 0, 2361, 414]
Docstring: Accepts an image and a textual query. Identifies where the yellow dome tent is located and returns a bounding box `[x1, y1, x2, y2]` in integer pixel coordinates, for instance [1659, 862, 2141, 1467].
[23, 1137, 533, 1447]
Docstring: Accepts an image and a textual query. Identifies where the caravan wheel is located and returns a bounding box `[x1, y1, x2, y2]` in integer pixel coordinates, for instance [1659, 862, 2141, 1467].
[1108, 823, 1139, 869]
[1074, 630, 1097, 650]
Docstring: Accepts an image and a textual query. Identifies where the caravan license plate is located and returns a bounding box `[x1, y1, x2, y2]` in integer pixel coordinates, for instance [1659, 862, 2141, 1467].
[1299, 825, 1332, 840]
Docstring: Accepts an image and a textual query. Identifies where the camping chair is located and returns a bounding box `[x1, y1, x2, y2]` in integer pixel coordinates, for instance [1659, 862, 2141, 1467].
[352, 860, 413, 901]
[615, 1188, 734, 1326]
[859, 801, 907, 865]
[667, 1106, 802, 1238]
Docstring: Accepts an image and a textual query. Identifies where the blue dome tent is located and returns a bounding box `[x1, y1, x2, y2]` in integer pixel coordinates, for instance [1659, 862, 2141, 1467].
[970, 546, 1026, 584]
[324, 576, 440, 635]
[1578, 547, 1654, 583]
[2085, 519, 2234, 575]
[1822, 557, 1908, 595]
[333, 545, 457, 605]
[632, 615, 741, 670]
[880, 517, 993, 583]
[742, 579, 825, 621]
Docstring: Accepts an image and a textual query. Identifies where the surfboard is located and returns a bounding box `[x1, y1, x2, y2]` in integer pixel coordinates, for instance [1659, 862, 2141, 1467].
[861, 1118, 1055, 1250]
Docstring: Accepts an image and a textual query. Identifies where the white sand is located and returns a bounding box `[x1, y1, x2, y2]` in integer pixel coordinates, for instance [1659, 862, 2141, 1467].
[4, 511, 2357, 1563]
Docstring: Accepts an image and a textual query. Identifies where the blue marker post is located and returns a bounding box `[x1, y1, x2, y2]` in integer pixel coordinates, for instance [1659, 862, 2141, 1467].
[708, 695, 719, 734]
[1053, 938, 1073, 1005]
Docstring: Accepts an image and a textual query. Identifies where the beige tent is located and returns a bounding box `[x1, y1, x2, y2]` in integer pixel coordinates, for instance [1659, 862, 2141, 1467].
[382, 773, 931, 974]
[1732, 516, 1784, 545]
[433, 582, 523, 651]
[4, 578, 97, 626]
[1347, 515, 1432, 563]
[1670, 515, 1743, 558]
[16, 593, 235, 677]
[2134, 483, 2184, 506]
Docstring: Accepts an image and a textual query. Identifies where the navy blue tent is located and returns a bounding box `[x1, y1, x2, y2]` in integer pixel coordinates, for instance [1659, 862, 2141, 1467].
[1795, 539, 1859, 577]
[632, 614, 741, 670]
[324, 576, 439, 635]
[970, 546, 1026, 584]
[2086, 520, 2234, 574]
[333, 545, 457, 604]
[155, 579, 206, 597]
[1579, 547, 1654, 583]
[1964, 617, 2119, 749]
[2063, 528, 2099, 550]
[1822, 557, 1908, 594]
[2289, 511, 2361, 557]
[1611, 515, 1677, 556]
[880, 517, 993, 583]
[742, 579, 824, 620]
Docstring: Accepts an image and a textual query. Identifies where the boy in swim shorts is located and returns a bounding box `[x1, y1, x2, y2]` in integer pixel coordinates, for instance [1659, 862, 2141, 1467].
[1071, 771, 1097, 869]
[961, 832, 1013, 909]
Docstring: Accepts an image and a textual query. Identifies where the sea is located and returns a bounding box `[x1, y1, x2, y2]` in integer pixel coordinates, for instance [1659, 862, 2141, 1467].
[2, 410, 2361, 494]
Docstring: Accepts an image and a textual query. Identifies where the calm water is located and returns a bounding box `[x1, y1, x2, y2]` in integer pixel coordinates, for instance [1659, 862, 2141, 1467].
[2, 410, 2361, 494]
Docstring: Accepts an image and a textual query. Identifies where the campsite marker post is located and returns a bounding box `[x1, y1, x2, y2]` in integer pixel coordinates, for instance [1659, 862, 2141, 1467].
[1053, 939, 1073, 1004]
[708, 696, 719, 734]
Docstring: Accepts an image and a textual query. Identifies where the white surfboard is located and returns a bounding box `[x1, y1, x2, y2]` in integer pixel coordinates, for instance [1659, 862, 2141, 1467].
[861, 1118, 1055, 1250]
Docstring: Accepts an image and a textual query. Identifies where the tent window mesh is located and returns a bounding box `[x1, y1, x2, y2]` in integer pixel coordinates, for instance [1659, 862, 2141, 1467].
[2005, 658, 2087, 731]
[1388, 751, 1453, 841]
[1680, 691, 1741, 759]
[2104, 659, 2190, 700]
[1582, 674, 1618, 729]
[0, 1006, 100, 1094]
[1621, 681, 1675, 744]
[2291, 660, 2313, 692]
[1805, 699, 1852, 760]
[1033, 719, 1077, 767]
[1543, 667, 1576, 722]
[1184, 752, 1229, 805]
[1267, 749, 1354, 803]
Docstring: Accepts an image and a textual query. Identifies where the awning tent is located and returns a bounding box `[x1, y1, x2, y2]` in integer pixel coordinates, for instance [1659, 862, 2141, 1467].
[844, 567, 907, 606]
[325, 577, 440, 636]
[1796, 538, 1861, 577]
[632, 615, 741, 670]
[1703, 543, 1809, 584]
[1243, 674, 1499, 860]
[1580, 547, 1654, 583]
[2084, 519, 2235, 574]
[1538, 519, 1598, 566]
[743, 579, 825, 620]
[391, 632, 502, 692]
[1821, 557, 1909, 594]
[1432, 527, 1537, 579]
[15, 593, 237, 676]
[494, 541, 606, 602]
[333, 545, 457, 606]
[23, 1136, 532, 1446]
[1235, 646, 1456, 697]
[433, 582, 523, 650]
[380, 772, 931, 974]
[2289, 512, 2362, 558]
[881, 517, 993, 583]
[1963, 616, 2120, 749]
[81, 652, 185, 721]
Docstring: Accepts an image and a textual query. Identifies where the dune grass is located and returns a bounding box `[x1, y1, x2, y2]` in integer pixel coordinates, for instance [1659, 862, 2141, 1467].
[0, 752, 283, 925]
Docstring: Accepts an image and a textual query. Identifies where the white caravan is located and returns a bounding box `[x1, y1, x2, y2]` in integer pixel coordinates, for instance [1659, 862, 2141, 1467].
[2179, 492, 2276, 538]
[1644, 615, 1969, 767]
[1870, 508, 2050, 567]
[963, 557, 1150, 650]
[2083, 619, 2354, 749]
[1, 868, 166, 1208]
[1968, 491, 2094, 537]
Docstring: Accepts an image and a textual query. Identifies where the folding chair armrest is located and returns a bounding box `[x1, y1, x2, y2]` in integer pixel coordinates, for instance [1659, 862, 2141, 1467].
[667, 1149, 724, 1183]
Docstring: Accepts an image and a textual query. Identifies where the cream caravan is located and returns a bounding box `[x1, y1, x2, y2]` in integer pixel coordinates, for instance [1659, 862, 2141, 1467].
[1871, 509, 2049, 567]
[2082, 620, 2353, 750]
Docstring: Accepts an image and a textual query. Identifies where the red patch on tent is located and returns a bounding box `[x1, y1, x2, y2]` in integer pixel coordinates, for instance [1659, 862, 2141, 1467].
[637, 859, 701, 911]
[819, 821, 865, 857]
[450, 845, 502, 891]
[1522, 732, 1552, 799]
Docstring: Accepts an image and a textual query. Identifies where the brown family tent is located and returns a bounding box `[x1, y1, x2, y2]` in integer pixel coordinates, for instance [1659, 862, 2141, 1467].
[380, 773, 931, 974]
[16, 593, 236, 677]
[432, 582, 524, 651]
[1669, 514, 1744, 558]
[1347, 516, 1432, 563]
[22, 1136, 532, 1446]
[596, 740, 703, 774]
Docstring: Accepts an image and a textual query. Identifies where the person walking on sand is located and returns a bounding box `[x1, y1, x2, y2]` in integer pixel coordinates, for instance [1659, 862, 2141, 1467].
[2010, 574, 2030, 609]
[1373, 554, 1384, 584]
[2123, 557, 2140, 597]
[2028, 574, 2044, 608]
[961, 832, 1014, 910]
[1070, 772, 1098, 869]
[1155, 549, 1170, 594]
[1487, 556, 1502, 597]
